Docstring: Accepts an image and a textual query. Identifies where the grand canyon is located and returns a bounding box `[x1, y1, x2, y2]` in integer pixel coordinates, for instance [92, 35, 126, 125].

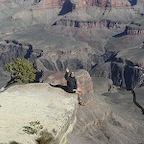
[0, 0, 144, 144]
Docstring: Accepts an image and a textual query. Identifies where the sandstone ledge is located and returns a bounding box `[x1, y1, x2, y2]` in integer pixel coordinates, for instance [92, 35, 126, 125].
[0, 83, 78, 144]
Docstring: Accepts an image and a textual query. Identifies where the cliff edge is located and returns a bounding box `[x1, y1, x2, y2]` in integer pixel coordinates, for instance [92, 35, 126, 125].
[0, 83, 78, 144]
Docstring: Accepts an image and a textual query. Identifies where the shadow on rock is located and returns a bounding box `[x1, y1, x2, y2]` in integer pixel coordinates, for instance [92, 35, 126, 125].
[49, 83, 68, 92]
[59, 0, 73, 15]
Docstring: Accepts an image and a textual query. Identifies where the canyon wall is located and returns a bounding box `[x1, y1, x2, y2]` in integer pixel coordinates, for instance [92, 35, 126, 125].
[34, 0, 133, 9]
[53, 19, 126, 30]
[95, 0, 131, 8]
[126, 25, 144, 35]
[0, 39, 142, 90]
[37, 0, 63, 8]
[90, 61, 141, 89]
[70, 0, 131, 9]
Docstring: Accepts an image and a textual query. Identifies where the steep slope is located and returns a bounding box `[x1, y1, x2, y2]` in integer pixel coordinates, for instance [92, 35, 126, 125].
[69, 87, 144, 144]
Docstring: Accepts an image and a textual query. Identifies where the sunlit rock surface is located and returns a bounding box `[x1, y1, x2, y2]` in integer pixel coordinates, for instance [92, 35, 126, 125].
[0, 83, 78, 144]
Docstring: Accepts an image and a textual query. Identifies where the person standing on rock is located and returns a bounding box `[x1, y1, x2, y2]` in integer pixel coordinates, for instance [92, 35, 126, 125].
[65, 68, 84, 105]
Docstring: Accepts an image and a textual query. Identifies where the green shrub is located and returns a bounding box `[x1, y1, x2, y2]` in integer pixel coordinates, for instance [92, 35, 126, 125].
[23, 120, 43, 135]
[36, 130, 54, 144]
[6, 58, 36, 84]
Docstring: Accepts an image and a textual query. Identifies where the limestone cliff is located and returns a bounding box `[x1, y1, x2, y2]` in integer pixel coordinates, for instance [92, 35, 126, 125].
[53, 19, 126, 30]
[0, 83, 78, 144]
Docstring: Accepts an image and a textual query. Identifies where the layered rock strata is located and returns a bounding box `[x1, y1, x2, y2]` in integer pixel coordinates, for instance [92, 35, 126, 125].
[53, 19, 125, 30]
[0, 83, 78, 144]
[126, 25, 144, 35]
[70, 0, 131, 9]
[37, 0, 63, 8]
[91, 61, 141, 89]
[35, 46, 96, 72]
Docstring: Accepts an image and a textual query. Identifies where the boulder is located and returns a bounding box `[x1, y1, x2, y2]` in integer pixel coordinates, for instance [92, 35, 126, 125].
[0, 83, 78, 144]
[42, 69, 94, 95]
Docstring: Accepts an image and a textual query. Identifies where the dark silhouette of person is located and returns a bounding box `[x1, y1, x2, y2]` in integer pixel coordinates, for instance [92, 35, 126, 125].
[65, 68, 84, 105]
[65, 68, 77, 93]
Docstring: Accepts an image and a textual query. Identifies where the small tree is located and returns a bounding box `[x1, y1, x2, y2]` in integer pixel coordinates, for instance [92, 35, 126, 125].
[6, 58, 36, 84]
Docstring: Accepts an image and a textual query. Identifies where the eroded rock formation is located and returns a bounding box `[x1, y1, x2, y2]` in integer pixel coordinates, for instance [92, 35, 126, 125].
[37, 0, 63, 8]
[35, 46, 97, 71]
[126, 25, 144, 35]
[53, 19, 126, 30]
[90, 60, 141, 89]
[70, 0, 131, 8]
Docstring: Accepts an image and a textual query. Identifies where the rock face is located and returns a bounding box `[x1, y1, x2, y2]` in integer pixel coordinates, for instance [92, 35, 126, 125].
[54, 19, 125, 30]
[126, 25, 144, 36]
[0, 83, 78, 144]
[90, 60, 141, 89]
[95, 0, 131, 8]
[70, 0, 95, 8]
[70, 0, 131, 8]
[0, 40, 27, 67]
[37, 0, 63, 8]
[34, 46, 97, 72]
[71, 89, 144, 144]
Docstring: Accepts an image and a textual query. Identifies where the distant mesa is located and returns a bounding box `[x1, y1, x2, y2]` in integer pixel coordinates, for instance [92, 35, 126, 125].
[69, 0, 131, 9]
[35, 0, 133, 10]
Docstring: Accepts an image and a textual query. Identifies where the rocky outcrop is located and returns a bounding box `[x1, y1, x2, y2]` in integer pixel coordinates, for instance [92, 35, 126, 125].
[0, 40, 27, 67]
[35, 46, 97, 72]
[53, 19, 126, 30]
[0, 83, 78, 144]
[126, 25, 144, 36]
[70, 0, 95, 8]
[91, 61, 141, 89]
[95, 0, 131, 8]
[41, 69, 94, 95]
[72, 89, 144, 144]
[70, 0, 131, 9]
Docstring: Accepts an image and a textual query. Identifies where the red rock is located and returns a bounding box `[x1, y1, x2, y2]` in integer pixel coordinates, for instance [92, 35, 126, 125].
[71, 0, 95, 8]
[38, 0, 62, 8]
[71, 0, 131, 9]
